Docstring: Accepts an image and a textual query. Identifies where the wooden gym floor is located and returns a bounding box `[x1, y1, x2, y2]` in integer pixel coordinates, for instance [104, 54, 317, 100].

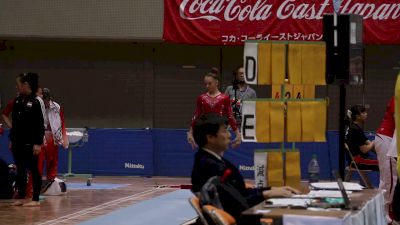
[0, 176, 192, 225]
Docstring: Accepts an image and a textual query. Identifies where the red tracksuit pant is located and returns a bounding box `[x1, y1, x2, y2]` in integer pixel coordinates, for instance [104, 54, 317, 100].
[40, 131, 59, 181]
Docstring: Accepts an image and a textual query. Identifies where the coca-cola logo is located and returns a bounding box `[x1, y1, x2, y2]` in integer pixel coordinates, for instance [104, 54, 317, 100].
[179, 0, 274, 22]
[179, 0, 400, 22]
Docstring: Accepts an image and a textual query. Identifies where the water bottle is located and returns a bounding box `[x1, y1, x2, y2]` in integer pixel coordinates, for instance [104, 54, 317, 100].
[308, 154, 320, 183]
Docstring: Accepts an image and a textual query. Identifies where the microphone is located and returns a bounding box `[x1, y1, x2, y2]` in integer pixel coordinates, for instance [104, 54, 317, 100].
[220, 168, 232, 183]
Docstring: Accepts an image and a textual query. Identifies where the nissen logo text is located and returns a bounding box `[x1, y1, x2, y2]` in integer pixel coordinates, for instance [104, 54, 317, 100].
[125, 163, 145, 169]
[239, 165, 255, 171]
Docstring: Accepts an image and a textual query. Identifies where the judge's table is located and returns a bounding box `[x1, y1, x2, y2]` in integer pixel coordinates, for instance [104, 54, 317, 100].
[241, 188, 385, 225]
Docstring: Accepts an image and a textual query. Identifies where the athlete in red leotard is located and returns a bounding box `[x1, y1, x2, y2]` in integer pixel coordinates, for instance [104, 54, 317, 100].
[187, 68, 241, 149]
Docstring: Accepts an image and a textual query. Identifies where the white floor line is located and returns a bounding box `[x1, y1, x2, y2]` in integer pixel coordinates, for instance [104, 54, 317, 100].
[38, 187, 176, 225]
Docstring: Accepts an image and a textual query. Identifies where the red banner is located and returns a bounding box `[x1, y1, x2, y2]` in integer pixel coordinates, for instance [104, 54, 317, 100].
[163, 0, 400, 45]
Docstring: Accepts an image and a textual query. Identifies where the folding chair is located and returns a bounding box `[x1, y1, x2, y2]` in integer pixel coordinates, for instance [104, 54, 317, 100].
[202, 205, 236, 225]
[189, 196, 210, 225]
[259, 218, 273, 225]
[343, 144, 374, 188]
[202, 202, 273, 225]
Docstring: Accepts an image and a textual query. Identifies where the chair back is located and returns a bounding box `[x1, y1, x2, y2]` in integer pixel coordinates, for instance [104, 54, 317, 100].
[189, 196, 209, 225]
[343, 143, 373, 188]
[202, 205, 236, 225]
[344, 143, 357, 168]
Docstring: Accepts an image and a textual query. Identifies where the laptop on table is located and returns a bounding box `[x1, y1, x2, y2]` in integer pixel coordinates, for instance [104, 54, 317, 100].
[264, 170, 358, 210]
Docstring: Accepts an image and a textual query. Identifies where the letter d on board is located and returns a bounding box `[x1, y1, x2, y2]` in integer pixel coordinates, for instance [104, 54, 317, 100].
[245, 56, 256, 83]
[243, 42, 258, 85]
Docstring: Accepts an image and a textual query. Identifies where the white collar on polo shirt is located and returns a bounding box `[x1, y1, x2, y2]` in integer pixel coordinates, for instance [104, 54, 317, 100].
[203, 147, 222, 161]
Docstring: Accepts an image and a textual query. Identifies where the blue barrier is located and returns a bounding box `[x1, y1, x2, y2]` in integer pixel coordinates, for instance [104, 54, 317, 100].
[0, 130, 12, 163]
[0, 129, 379, 186]
[59, 129, 154, 176]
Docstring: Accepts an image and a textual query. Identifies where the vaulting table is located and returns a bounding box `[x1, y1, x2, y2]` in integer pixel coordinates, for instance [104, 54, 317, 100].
[64, 128, 92, 184]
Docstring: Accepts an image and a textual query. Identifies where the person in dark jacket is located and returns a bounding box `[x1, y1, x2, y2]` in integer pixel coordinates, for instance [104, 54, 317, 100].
[10, 72, 44, 207]
[191, 113, 300, 225]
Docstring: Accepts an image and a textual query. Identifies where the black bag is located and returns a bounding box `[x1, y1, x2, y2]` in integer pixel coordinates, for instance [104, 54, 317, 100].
[0, 158, 14, 199]
[199, 176, 224, 209]
[199, 176, 249, 210]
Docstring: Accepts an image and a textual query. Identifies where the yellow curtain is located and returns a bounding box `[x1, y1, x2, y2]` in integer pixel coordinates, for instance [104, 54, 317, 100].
[283, 84, 294, 99]
[395, 74, 400, 176]
[272, 85, 282, 99]
[288, 44, 302, 84]
[267, 151, 284, 186]
[287, 102, 302, 142]
[313, 44, 326, 85]
[301, 44, 326, 85]
[301, 102, 315, 141]
[303, 85, 315, 98]
[270, 102, 285, 142]
[272, 84, 293, 99]
[313, 101, 327, 142]
[256, 101, 270, 143]
[301, 45, 314, 85]
[293, 85, 304, 99]
[285, 151, 301, 189]
[258, 43, 272, 85]
[271, 43, 286, 84]
[254, 149, 300, 188]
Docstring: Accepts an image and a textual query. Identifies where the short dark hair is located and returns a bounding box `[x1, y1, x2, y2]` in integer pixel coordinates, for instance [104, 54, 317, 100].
[349, 104, 366, 121]
[232, 66, 243, 77]
[16, 73, 24, 81]
[193, 113, 228, 148]
[42, 88, 51, 100]
[20, 72, 39, 95]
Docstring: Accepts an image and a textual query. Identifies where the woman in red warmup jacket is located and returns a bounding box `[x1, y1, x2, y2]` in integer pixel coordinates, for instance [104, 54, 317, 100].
[187, 68, 241, 149]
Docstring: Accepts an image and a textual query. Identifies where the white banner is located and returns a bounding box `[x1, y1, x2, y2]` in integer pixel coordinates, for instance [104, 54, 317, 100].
[254, 151, 268, 188]
[241, 101, 257, 142]
[243, 42, 258, 85]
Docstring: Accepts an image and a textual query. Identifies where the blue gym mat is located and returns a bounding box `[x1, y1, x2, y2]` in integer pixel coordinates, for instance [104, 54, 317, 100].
[67, 182, 129, 190]
[78, 189, 196, 225]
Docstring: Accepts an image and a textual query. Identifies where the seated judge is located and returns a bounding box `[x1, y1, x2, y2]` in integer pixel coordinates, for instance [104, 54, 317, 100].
[346, 104, 379, 171]
[191, 113, 300, 225]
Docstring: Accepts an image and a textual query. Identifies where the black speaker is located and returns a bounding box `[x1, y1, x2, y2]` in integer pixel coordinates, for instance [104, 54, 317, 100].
[323, 14, 364, 85]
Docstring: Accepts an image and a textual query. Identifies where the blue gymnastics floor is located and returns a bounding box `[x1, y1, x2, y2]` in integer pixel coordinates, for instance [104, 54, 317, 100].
[78, 189, 196, 225]
[67, 182, 129, 190]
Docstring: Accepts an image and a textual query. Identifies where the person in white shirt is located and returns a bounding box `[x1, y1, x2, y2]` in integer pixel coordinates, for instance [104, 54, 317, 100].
[39, 88, 68, 183]
[224, 66, 257, 129]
